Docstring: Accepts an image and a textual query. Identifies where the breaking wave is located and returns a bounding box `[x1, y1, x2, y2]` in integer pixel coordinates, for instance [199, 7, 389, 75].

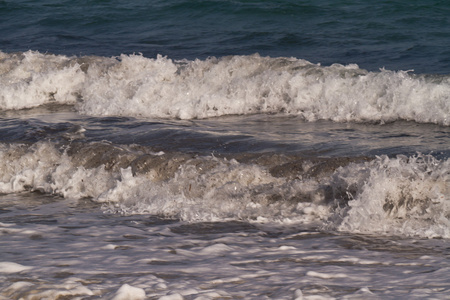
[1, 50, 449, 125]
[0, 141, 448, 238]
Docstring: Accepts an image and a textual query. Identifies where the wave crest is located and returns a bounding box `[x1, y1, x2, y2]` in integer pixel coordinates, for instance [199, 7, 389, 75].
[0, 140, 448, 238]
[1, 51, 449, 125]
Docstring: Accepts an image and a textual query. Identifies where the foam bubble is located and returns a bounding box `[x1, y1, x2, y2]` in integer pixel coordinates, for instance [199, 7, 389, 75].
[0, 262, 33, 273]
[0, 142, 116, 198]
[0, 51, 84, 110]
[112, 284, 146, 300]
[77, 54, 450, 125]
[1, 51, 449, 125]
[306, 271, 348, 279]
[333, 155, 450, 238]
[0, 140, 448, 238]
[2, 278, 95, 299]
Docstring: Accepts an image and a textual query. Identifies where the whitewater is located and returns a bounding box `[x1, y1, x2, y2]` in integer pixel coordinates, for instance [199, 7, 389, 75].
[0, 49, 449, 299]
[1, 0, 450, 297]
[1, 51, 449, 124]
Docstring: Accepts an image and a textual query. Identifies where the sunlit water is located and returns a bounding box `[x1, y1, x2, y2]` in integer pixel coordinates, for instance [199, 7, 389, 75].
[1, 1, 449, 299]
[1, 193, 449, 299]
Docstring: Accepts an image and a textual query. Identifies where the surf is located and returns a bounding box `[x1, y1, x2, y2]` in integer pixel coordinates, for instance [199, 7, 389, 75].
[1, 50, 449, 125]
[0, 140, 447, 238]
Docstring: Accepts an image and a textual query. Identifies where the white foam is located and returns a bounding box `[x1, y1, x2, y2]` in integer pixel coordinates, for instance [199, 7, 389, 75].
[1, 51, 449, 125]
[2, 278, 95, 299]
[0, 51, 84, 110]
[112, 284, 146, 300]
[199, 243, 234, 255]
[0, 262, 33, 273]
[79, 54, 450, 125]
[0, 141, 448, 238]
[158, 294, 184, 300]
[294, 289, 303, 300]
[0, 142, 115, 198]
[333, 154, 450, 238]
[306, 271, 348, 279]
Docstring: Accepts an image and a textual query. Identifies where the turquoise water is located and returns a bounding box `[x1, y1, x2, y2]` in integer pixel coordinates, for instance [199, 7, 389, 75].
[1, 0, 449, 73]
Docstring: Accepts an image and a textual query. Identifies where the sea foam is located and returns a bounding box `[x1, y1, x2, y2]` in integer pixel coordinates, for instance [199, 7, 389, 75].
[334, 154, 450, 238]
[1, 51, 449, 125]
[0, 141, 448, 238]
[0, 51, 84, 109]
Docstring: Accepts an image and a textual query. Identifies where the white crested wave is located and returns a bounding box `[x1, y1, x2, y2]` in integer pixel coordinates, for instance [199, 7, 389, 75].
[331, 154, 450, 238]
[0, 141, 448, 238]
[1, 50, 449, 125]
[0, 51, 84, 109]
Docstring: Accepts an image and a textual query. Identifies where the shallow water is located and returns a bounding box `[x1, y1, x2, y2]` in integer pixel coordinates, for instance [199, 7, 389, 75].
[1, 107, 448, 158]
[0, 1, 449, 299]
[0, 108, 448, 298]
[1, 193, 449, 299]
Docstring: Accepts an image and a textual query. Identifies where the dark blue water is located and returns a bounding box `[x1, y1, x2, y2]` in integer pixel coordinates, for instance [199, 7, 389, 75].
[1, 0, 449, 74]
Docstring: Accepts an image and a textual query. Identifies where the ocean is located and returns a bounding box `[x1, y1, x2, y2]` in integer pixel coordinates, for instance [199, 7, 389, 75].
[0, 1, 449, 299]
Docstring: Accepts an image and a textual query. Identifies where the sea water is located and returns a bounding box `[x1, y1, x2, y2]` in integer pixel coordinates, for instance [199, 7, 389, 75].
[0, 1, 449, 299]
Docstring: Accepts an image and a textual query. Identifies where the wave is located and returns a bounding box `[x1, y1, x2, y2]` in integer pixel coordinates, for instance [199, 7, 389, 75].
[1, 50, 449, 125]
[0, 141, 448, 238]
